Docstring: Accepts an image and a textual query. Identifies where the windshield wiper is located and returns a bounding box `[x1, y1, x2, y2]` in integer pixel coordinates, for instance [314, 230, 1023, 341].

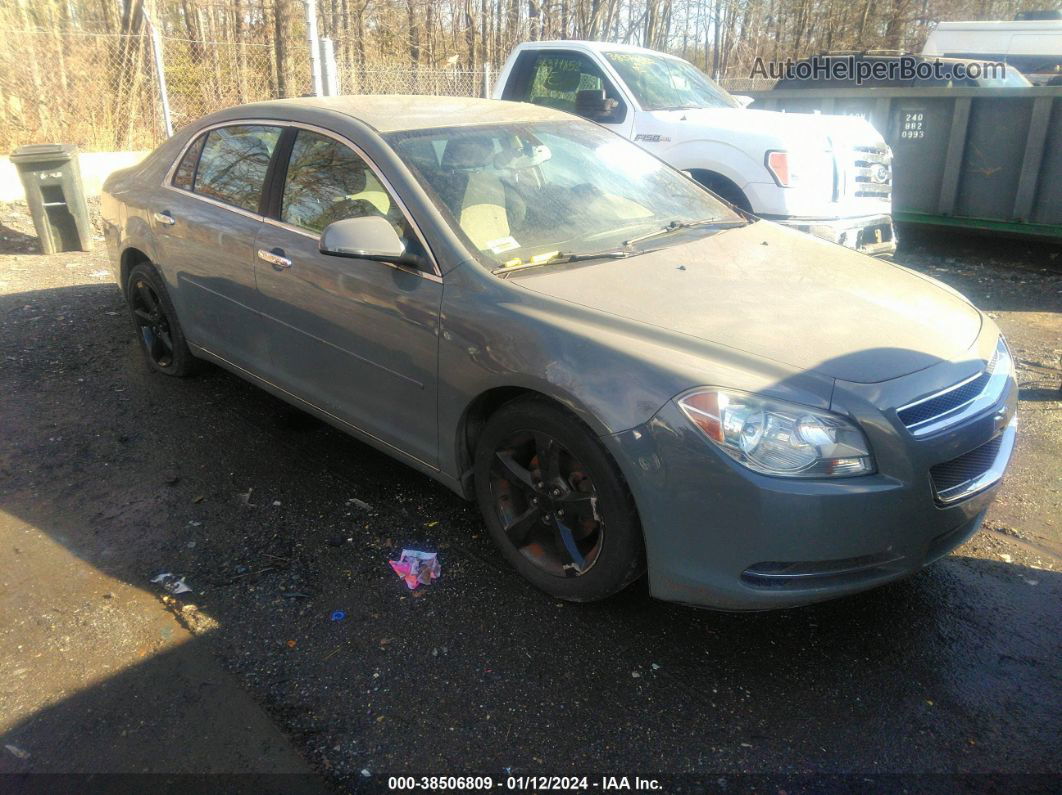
[623, 218, 745, 247]
[492, 249, 632, 276]
[561, 249, 632, 262]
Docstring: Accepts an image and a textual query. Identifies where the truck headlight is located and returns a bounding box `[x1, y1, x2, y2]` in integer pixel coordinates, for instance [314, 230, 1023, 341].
[765, 151, 792, 187]
[765, 149, 835, 195]
[678, 389, 874, 477]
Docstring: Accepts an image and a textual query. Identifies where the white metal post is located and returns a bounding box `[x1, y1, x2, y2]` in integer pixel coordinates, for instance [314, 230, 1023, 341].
[304, 0, 323, 96]
[483, 62, 492, 98]
[320, 37, 339, 96]
[144, 9, 174, 137]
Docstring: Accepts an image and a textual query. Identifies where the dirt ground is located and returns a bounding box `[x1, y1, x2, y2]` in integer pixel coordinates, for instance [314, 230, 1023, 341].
[1, 201, 1059, 791]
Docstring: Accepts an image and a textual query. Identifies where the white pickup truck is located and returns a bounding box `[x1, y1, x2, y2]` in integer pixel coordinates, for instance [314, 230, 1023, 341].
[494, 41, 897, 256]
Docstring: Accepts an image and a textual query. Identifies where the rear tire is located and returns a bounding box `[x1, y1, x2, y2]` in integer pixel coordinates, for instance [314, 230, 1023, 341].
[473, 397, 645, 601]
[126, 263, 198, 377]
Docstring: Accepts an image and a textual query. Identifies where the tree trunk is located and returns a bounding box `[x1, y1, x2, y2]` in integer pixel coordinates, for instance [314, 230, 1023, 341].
[407, 0, 420, 77]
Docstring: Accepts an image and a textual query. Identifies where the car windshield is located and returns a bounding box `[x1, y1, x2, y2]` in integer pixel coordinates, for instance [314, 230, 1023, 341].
[604, 51, 739, 110]
[385, 121, 742, 269]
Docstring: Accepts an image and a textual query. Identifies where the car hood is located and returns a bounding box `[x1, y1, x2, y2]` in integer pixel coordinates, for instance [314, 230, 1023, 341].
[512, 222, 982, 384]
[649, 107, 885, 148]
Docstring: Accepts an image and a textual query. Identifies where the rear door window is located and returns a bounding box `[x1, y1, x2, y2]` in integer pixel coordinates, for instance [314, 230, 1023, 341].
[172, 134, 206, 190]
[193, 125, 282, 213]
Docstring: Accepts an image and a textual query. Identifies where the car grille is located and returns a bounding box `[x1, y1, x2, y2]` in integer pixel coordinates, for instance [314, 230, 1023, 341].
[898, 345, 1000, 427]
[931, 436, 1003, 493]
[930, 433, 1007, 504]
[850, 145, 892, 199]
[897, 338, 1010, 438]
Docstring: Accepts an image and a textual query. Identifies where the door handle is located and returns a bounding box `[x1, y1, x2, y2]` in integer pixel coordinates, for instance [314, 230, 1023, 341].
[257, 248, 293, 271]
[153, 211, 176, 226]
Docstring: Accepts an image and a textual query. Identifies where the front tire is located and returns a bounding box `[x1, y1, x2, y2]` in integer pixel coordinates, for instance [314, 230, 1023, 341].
[473, 397, 645, 601]
[126, 263, 197, 377]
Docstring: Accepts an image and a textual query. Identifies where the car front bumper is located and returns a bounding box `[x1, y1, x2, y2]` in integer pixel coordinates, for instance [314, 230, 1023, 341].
[604, 370, 1016, 611]
[770, 214, 898, 257]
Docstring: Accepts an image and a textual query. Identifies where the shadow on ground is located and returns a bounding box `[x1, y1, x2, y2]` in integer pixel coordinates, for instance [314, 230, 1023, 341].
[0, 223, 40, 255]
[1, 283, 1060, 786]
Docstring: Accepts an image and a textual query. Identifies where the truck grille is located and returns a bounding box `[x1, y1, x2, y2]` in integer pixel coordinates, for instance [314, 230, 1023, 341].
[850, 145, 892, 199]
[897, 338, 1011, 438]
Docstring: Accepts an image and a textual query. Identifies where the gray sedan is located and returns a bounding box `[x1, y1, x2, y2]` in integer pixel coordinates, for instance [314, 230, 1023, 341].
[101, 96, 1016, 609]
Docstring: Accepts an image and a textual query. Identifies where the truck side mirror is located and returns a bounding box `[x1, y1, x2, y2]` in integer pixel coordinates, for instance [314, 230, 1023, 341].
[575, 89, 622, 123]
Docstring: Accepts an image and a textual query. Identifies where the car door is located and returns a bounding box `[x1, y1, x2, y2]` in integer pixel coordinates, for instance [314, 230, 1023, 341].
[253, 126, 443, 468]
[503, 49, 634, 138]
[158, 123, 282, 372]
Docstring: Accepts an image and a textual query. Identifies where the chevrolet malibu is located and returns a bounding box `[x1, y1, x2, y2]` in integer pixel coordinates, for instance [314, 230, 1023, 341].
[101, 96, 1017, 609]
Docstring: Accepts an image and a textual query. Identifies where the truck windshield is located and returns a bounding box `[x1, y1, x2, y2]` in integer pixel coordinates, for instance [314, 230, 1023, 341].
[604, 51, 739, 111]
[386, 121, 742, 270]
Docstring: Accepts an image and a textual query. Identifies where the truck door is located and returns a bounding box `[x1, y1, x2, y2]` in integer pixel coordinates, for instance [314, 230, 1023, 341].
[501, 50, 635, 139]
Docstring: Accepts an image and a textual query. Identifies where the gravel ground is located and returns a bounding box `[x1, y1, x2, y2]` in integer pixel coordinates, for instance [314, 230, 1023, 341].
[0, 202, 1059, 790]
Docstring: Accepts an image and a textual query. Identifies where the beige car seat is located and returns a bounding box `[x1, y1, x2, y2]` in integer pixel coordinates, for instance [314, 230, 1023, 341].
[440, 138, 511, 251]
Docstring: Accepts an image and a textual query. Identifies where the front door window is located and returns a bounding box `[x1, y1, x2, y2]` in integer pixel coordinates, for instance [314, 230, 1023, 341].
[280, 130, 430, 269]
[526, 52, 626, 123]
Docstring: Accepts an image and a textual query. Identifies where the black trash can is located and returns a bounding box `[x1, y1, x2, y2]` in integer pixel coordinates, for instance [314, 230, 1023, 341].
[10, 144, 92, 254]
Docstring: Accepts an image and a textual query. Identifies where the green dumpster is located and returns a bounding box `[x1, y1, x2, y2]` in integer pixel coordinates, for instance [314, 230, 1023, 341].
[744, 86, 1062, 240]
[10, 144, 92, 253]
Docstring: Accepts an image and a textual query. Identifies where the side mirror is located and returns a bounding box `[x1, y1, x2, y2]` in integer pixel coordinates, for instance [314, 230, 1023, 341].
[575, 88, 623, 123]
[319, 215, 424, 270]
[733, 95, 754, 109]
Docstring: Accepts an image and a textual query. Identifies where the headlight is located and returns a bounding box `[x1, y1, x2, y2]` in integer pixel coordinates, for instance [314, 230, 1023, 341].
[765, 151, 793, 187]
[766, 149, 836, 197]
[677, 389, 874, 478]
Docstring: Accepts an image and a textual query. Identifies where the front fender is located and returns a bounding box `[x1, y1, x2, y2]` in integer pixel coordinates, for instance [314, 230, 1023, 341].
[436, 262, 832, 481]
[657, 139, 765, 193]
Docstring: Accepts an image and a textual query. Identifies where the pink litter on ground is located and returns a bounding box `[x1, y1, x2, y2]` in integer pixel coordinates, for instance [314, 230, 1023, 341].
[388, 549, 441, 590]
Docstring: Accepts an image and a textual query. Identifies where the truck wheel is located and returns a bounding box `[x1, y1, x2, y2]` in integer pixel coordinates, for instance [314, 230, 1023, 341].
[474, 397, 645, 601]
[126, 263, 198, 377]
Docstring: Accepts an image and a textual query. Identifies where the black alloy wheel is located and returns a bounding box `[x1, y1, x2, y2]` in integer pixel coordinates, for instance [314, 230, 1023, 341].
[490, 429, 604, 577]
[474, 397, 645, 601]
[131, 277, 175, 368]
[125, 262, 197, 377]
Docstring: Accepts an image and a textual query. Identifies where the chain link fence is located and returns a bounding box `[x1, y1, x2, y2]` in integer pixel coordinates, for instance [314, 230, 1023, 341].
[1, 29, 162, 152]
[339, 65, 487, 98]
[0, 25, 488, 153]
[0, 25, 770, 154]
[719, 77, 779, 92]
[160, 36, 313, 131]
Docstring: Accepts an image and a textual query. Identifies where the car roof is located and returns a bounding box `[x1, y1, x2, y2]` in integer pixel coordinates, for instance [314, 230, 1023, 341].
[520, 39, 682, 58]
[212, 95, 574, 133]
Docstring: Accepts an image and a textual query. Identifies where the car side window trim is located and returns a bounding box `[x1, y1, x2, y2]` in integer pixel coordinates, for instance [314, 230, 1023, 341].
[161, 119, 441, 279]
[259, 121, 442, 280]
[171, 133, 206, 191]
[262, 127, 298, 221]
[163, 118, 288, 223]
